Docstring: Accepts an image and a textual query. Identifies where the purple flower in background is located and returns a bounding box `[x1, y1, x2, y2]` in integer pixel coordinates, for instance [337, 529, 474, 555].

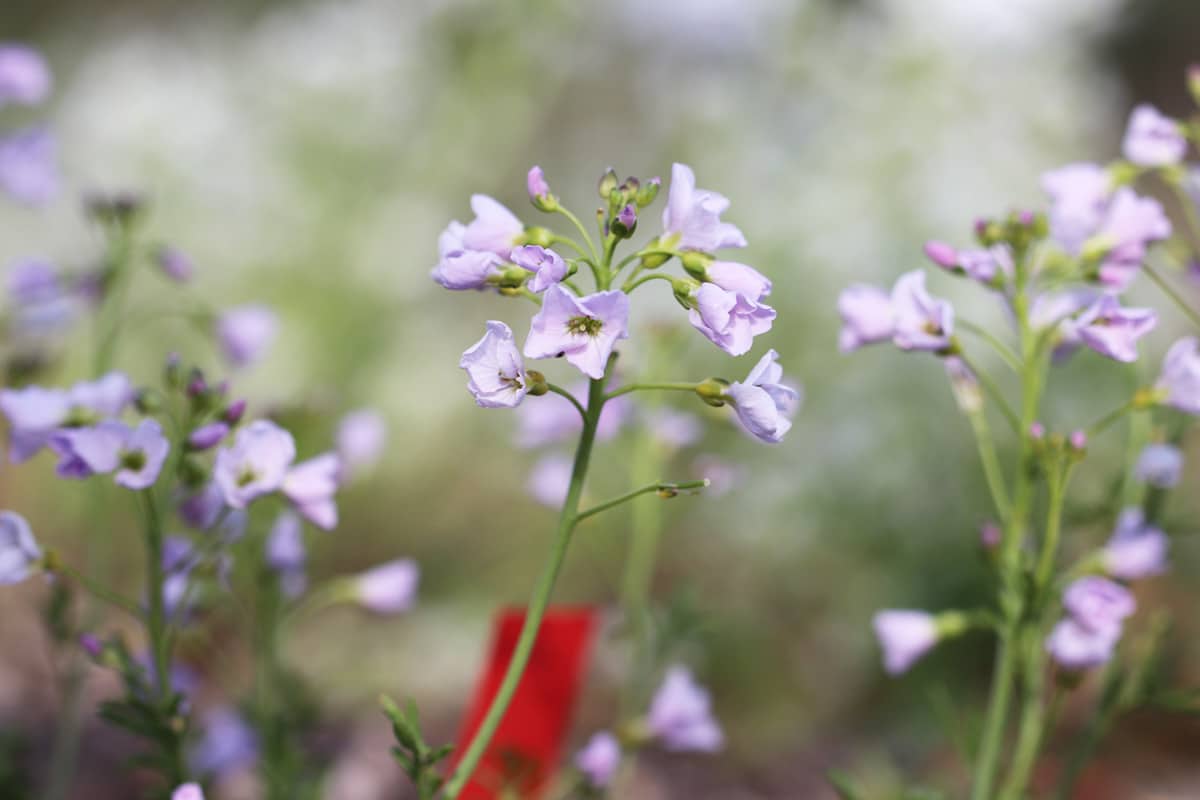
[6, 259, 77, 336]
[691, 454, 742, 497]
[172, 784, 205, 800]
[187, 422, 228, 452]
[213, 420, 297, 509]
[514, 382, 628, 448]
[891, 271, 953, 352]
[69, 372, 135, 419]
[282, 452, 341, 530]
[873, 610, 938, 675]
[155, 246, 194, 283]
[1046, 618, 1120, 670]
[461, 320, 531, 408]
[0, 384, 69, 461]
[525, 285, 629, 379]
[1062, 576, 1135, 633]
[661, 162, 746, 252]
[354, 559, 419, 614]
[1042, 162, 1111, 253]
[837, 284, 895, 352]
[266, 511, 307, 598]
[575, 731, 620, 787]
[0, 45, 51, 107]
[725, 349, 800, 444]
[1093, 188, 1172, 290]
[431, 221, 503, 290]
[0, 127, 57, 206]
[0, 511, 41, 584]
[51, 419, 169, 488]
[1156, 337, 1200, 414]
[646, 407, 703, 451]
[191, 707, 259, 777]
[705, 260, 772, 302]
[336, 409, 387, 479]
[462, 195, 524, 257]
[511, 245, 567, 293]
[526, 453, 572, 508]
[527, 165, 550, 200]
[956, 246, 1013, 285]
[923, 240, 958, 270]
[1134, 443, 1183, 488]
[217, 305, 277, 368]
[179, 483, 225, 530]
[1104, 508, 1168, 580]
[1122, 104, 1187, 167]
[688, 283, 775, 356]
[115, 420, 170, 489]
[646, 666, 724, 752]
[1071, 296, 1156, 363]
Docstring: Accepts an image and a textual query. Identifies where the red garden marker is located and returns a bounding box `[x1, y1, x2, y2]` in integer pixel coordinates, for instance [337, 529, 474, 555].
[451, 607, 598, 799]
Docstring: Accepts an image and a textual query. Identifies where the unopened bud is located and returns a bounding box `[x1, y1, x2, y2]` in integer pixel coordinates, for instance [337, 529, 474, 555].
[221, 399, 247, 425]
[520, 226, 554, 248]
[636, 176, 661, 207]
[671, 277, 701, 310]
[526, 370, 549, 396]
[526, 166, 557, 212]
[611, 204, 638, 239]
[1029, 422, 1046, 440]
[1069, 430, 1087, 451]
[695, 378, 729, 407]
[598, 167, 619, 199]
[134, 389, 162, 415]
[679, 250, 712, 281]
[164, 352, 183, 390]
[923, 240, 959, 270]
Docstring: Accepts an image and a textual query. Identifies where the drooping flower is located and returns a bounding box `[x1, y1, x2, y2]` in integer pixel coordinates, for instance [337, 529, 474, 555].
[217, 305, 277, 368]
[336, 409, 387, 479]
[837, 284, 895, 352]
[1045, 617, 1121, 670]
[431, 220, 503, 290]
[0, 127, 57, 206]
[461, 195, 524, 258]
[646, 666, 724, 752]
[1122, 104, 1187, 167]
[0, 384, 69, 461]
[0, 511, 41, 585]
[724, 349, 800, 444]
[525, 285, 630, 379]
[1156, 337, 1200, 414]
[511, 245, 567, 293]
[171, 784, 205, 800]
[0, 45, 51, 107]
[265, 510, 307, 598]
[575, 731, 621, 788]
[661, 163, 746, 252]
[353, 559, 419, 614]
[1041, 162, 1111, 253]
[461, 320, 531, 408]
[955, 246, 1013, 285]
[281, 452, 341, 530]
[1134, 443, 1183, 488]
[1071, 295, 1156, 363]
[1103, 508, 1169, 580]
[704, 260, 771, 302]
[50, 419, 170, 489]
[873, 609, 938, 675]
[526, 453, 573, 508]
[890, 271, 953, 352]
[1062, 576, 1135, 634]
[688, 283, 776, 356]
[213, 420, 296, 509]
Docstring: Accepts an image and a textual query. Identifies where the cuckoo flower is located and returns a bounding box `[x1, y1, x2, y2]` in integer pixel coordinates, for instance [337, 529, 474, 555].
[0, 511, 41, 585]
[336, 409, 387, 479]
[461, 195, 524, 257]
[0, 45, 51, 107]
[1062, 576, 1135, 634]
[661, 162, 746, 252]
[575, 731, 621, 788]
[527, 165, 550, 201]
[724, 349, 799, 444]
[354, 559, 419, 614]
[155, 246, 194, 283]
[1046, 618, 1121, 670]
[0, 127, 56, 206]
[1071, 296, 1156, 363]
[705, 260, 772, 302]
[1092, 188, 1171, 290]
[873, 610, 938, 675]
[837, 284, 895, 352]
[461, 320, 531, 408]
[431, 221, 503, 290]
[1041, 162, 1111, 253]
[526, 453, 572, 508]
[213, 420, 296, 509]
[1157, 337, 1200, 414]
[511, 245, 567, 293]
[525, 285, 630, 379]
[688, 283, 775, 356]
[282, 452, 341, 530]
[187, 422, 229, 452]
[50, 419, 169, 489]
[178, 483, 225, 530]
[647, 666, 724, 753]
[266, 511, 307, 598]
[891, 270, 953, 352]
[1134, 443, 1183, 488]
[191, 707, 259, 777]
[217, 305, 277, 368]
[0, 384, 70, 461]
[1103, 508, 1169, 580]
[1122, 104, 1187, 167]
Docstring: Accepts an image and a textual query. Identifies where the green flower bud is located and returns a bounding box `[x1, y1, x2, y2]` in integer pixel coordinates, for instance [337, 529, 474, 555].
[680, 251, 713, 281]
[598, 167, 619, 199]
[520, 226, 554, 248]
[696, 377, 729, 407]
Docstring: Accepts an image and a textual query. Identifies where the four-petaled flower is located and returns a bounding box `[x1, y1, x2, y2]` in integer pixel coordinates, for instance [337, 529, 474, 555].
[525, 285, 629, 379]
[50, 419, 170, 489]
[213, 420, 297, 508]
[461, 320, 531, 408]
[688, 282, 776, 356]
[0, 511, 41, 585]
[1156, 337, 1200, 415]
[354, 559, 420, 614]
[1071, 295, 1156, 363]
[661, 162, 746, 253]
[1122, 104, 1187, 167]
[574, 731, 621, 787]
[891, 270, 953, 352]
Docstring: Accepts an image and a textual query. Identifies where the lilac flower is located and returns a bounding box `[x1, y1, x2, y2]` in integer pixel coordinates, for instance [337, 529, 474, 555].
[461, 195, 524, 257]
[431, 221, 503, 290]
[527, 165, 550, 200]
[511, 245, 567, 293]
[213, 420, 296, 509]
[217, 305, 277, 368]
[891, 271, 953, 352]
[614, 203, 637, 235]
[646, 407, 703, 451]
[923, 240, 958, 270]
[661, 163, 746, 252]
[6, 259, 76, 336]
[705, 260, 771, 302]
[873, 610, 938, 675]
[0, 45, 51, 107]
[1103, 508, 1168, 580]
[282, 452, 341, 530]
[187, 422, 228, 452]
[155, 246, 194, 283]
[1134, 443, 1183, 488]
[575, 731, 620, 788]
[1093, 188, 1172, 290]
[69, 372, 135, 419]
[354, 559, 419, 614]
[1071, 296, 1156, 363]
[461, 321, 531, 408]
[1062, 576, 1135, 633]
[0, 384, 70, 461]
[646, 666, 724, 752]
[691, 454, 742, 497]
[687, 283, 776, 356]
[525, 285, 629, 379]
[191, 707, 259, 777]
[724, 349, 800, 444]
[51, 419, 169, 489]
[1046, 618, 1121, 670]
[1041, 162, 1111, 253]
[79, 633, 102, 658]
[0, 127, 57, 206]
[1122, 104, 1187, 167]
[0, 511, 41, 584]
[172, 785, 205, 800]
[179, 483, 225, 530]
[266, 511, 307, 598]
[837, 284, 895, 352]
[526, 453, 572, 508]
[1156, 337, 1200, 414]
[514, 383, 629, 448]
[980, 521, 1002, 550]
[955, 246, 1013, 284]
[336, 409, 387, 479]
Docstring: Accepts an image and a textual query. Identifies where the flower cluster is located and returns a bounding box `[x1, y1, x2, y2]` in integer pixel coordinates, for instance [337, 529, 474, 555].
[0, 43, 56, 206]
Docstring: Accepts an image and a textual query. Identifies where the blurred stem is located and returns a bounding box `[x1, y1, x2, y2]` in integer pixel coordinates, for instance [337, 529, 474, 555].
[554, 206, 600, 271]
[140, 490, 172, 705]
[959, 319, 1022, 372]
[52, 562, 142, 621]
[967, 408, 1011, 523]
[955, 351, 1019, 433]
[545, 383, 586, 420]
[257, 569, 299, 799]
[442, 374, 607, 799]
[575, 481, 707, 525]
[1142, 261, 1200, 329]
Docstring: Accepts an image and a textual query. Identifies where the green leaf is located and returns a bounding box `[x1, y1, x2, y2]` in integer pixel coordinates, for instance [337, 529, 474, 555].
[827, 769, 864, 800]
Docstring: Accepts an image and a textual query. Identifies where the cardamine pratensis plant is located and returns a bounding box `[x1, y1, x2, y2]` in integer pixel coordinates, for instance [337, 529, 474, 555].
[386, 162, 800, 799]
[836, 70, 1200, 800]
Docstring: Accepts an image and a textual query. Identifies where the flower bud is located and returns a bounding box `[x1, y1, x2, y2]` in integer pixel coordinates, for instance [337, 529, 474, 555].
[187, 422, 229, 451]
[679, 250, 712, 281]
[636, 176, 661, 207]
[134, 388, 162, 415]
[598, 167, 619, 199]
[526, 370, 549, 397]
[611, 204, 637, 239]
[696, 378, 729, 407]
[79, 633, 103, 659]
[221, 399, 247, 425]
[85, 191, 146, 227]
[164, 352, 183, 390]
[1069, 430, 1087, 452]
[520, 225, 554, 249]
[527, 166, 557, 212]
[1029, 422, 1046, 440]
[671, 277, 701, 310]
[923, 240, 959, 271]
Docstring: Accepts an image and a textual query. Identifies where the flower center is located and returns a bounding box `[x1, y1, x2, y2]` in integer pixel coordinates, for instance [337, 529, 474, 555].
[119, 449, 146, 472]
[498, 371, 524, 390]
[566, 315, 603, 337]
[922, 320, 943, 335]
[236, 465, 259, 488]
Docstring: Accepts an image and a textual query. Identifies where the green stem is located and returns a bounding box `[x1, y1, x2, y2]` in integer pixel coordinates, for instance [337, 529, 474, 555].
[1087, 401, 1136, 439]
[575, 480, 708, 526]
[141, 491, 172, 705]
[621, 272, 677, 294]
[442, 377, 607, 799]
[53, 563, 143, 621]
[545, 383, 586, 420]
[1143, 261, 1200, 329]
[959, 319, 1022, 373]
[967, 408, 1012, 523]
[554, 207, 600, 267]
[956, 351, 1020, 433]
[604, 382, 699, 401]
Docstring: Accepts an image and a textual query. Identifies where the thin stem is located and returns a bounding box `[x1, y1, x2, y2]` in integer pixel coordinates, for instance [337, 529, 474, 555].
[53, 563, 143, 621]
[574, 480, 708, 526]
[1034, 465, 1072, 600]
[959, 319, 1022, 373]
[140, 490, 172, 704]
[554, 207, 600, 267]
[967, 409, 1012, 523]
[621, 272, 677, 294]
[614, 249, 675, 273]
[957, 351, 1020, 433]
[1087, 400, 1136, 438]
[545, 383, 586, 421]
[549, 234, 590, 260]
[1143, 261, 1200, 329]
[442, 377, 607, 799]
[604, 382, 699, 402]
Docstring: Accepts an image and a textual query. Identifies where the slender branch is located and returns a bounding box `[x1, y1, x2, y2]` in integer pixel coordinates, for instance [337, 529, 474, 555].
[554, 206, 600, 266]
[52, 563, 143, 621]
[956, 351, 1020, 433]
[604, 382, 699, 402]
[574, 480, 708, 526]
[958, 319, 1022, 372]
[966, 409, 1012, 523]
[544, 383, 586, 421]
[614, 249, 675, 273]
[1143, 261, 1200, 329]
[621, 272, 677, 294]
[549, 235, 590, 261]
[1087, 400, 1136, 438]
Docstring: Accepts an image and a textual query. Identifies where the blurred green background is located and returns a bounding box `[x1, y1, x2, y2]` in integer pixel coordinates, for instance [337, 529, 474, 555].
[1, 0, 1199, 797]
